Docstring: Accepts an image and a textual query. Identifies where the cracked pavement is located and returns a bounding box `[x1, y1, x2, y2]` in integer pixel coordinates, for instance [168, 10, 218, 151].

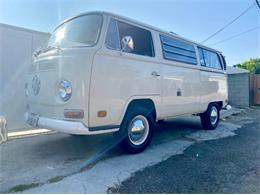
[118, 107, 260, 193]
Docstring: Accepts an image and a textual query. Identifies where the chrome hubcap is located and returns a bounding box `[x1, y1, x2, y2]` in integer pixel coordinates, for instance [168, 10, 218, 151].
[128, 115, 149, 146]
[210, 106, 218, 125]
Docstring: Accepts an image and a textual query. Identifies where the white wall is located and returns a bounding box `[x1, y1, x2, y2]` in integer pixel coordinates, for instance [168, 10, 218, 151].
[0, 24, 50, 131]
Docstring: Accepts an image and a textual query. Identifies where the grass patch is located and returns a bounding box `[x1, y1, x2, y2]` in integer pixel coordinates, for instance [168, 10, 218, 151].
[47, 175, 65, 183]
[8, 176, 65, 193]
[9, 183, 41, 192]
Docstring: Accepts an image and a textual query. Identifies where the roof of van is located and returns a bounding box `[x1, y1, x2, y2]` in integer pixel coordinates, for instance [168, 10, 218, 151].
[57, 11, 222, 53]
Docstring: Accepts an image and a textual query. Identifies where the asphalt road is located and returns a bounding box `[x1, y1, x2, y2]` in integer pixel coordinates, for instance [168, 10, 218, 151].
[118, 108, 260, 193]
[0, 116, 197, 193]
[0, 131, 117, 192]
[0, 107, 257, 193]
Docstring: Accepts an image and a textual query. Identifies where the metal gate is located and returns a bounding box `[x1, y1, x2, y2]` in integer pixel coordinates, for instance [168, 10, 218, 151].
[254, 75, 260, 105]
[250, 74, 260, 106]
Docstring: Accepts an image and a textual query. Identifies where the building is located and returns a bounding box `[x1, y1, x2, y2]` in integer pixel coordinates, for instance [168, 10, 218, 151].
[227, 66, 250, 107]
[0, 23, 50, 131]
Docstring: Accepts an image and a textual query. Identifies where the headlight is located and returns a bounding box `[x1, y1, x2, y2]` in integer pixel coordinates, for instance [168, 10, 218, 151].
[58, 80, 72, 101]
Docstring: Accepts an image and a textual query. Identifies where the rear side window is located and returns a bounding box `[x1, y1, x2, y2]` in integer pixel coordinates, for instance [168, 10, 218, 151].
[105, 19, 154, 57]
[198, 48, 206, 66]
[198, 47, 223, 70]
[220, 54, 227, 70]
[160, 35, 197, 65]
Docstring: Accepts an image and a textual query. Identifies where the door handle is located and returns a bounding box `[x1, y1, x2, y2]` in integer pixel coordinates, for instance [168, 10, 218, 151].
[151, 71, 160, 77]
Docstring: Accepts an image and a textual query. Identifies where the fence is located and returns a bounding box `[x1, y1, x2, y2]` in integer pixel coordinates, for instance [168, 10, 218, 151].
[250, 74, 260, 106]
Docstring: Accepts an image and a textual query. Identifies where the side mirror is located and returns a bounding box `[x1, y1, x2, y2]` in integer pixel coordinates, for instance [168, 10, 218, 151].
[121, 36, 134, 52]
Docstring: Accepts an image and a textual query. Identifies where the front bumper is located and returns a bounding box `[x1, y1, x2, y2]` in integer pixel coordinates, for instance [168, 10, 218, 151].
[25, 112, 119, 135]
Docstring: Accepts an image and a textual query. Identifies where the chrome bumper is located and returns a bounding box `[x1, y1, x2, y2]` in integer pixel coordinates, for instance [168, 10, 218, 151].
[25, 112, 119, 135]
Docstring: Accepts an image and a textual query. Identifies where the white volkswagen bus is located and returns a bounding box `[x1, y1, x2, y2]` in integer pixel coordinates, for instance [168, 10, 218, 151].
[25, 11, 228, 153]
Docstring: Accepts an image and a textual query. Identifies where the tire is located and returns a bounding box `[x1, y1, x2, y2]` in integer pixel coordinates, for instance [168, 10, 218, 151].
[200, 103, 220, 130]
[116, 107, 155, 153]
[157, 119, 165, 124]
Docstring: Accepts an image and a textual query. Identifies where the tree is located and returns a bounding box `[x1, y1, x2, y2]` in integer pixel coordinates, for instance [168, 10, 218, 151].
[234, 58, 260, 74]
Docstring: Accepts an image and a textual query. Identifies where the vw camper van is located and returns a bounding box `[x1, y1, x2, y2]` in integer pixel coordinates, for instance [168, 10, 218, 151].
[25, 11, 228, 153]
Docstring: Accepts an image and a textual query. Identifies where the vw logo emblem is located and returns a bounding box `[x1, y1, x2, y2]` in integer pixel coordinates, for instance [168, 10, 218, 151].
[32, 75, 41, 95]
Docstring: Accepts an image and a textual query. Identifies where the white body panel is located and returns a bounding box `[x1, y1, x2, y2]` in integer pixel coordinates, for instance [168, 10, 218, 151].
[199, 68, 227, 111]
[160, 62, 201, 118]
[25, 12, 228, 135]
[26, 48, 96, 127]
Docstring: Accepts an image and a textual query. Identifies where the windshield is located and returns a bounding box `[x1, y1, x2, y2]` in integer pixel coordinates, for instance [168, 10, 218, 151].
[48, 14, 102, 48]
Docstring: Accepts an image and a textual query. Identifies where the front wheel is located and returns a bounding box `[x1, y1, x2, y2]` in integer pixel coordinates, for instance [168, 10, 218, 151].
[200, 103, 220, 130]
[116, 107, 154, 153]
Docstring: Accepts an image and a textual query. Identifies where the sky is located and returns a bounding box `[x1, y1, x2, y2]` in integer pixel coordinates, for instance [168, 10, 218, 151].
[0, 0, 259, 65]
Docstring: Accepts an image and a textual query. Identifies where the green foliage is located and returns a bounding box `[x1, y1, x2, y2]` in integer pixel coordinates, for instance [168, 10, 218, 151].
[47, 175, 65, 183]
[9, 183, 41, 192]
[234, 58, 260, 74]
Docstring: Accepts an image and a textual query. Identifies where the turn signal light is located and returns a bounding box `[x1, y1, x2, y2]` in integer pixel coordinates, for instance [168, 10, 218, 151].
[64, 109, 84, 119]
[97, 110, 107, 117]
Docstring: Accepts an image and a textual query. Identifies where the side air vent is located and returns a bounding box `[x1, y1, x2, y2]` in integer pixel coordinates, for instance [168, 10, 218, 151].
[160, 34, 197, 65]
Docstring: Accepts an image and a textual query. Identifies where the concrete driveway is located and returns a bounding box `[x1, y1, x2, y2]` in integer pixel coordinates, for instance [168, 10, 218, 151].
[0, 107, 255, 193]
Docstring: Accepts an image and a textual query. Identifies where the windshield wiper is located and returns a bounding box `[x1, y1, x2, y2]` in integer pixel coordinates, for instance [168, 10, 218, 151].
[33, 48, 42, 58]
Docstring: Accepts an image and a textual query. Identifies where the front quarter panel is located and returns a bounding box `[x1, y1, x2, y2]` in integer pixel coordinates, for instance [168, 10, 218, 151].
[26, 48, 96, 127]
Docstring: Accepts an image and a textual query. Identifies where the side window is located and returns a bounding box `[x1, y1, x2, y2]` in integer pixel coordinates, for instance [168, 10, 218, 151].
[117, 21, 154, 57]
[220, 54, 227, 70]
[160, 35, 197, 64]
[203, 50, 222, 70]
[198, 48, 206, 66]
[198, 47, 222, 70]
[105, 19, 120, 50]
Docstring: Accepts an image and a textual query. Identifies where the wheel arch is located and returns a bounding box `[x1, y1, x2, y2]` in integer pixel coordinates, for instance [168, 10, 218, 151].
[209, 101, 223, 110]
[119, 97, 158, 125]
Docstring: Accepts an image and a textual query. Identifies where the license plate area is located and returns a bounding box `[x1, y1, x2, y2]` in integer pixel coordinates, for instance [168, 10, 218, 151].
[27, 113, 39, 127]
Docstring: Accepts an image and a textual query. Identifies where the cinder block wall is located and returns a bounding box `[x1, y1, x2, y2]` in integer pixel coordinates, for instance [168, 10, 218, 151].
[227, 73, 250, 107]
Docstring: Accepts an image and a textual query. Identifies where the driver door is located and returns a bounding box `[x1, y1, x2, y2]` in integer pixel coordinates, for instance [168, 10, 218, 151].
[88, 18, 161, 128]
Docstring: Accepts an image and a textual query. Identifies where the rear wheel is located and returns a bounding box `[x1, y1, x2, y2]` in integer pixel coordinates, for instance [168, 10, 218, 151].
[200, 103, 220, 130]
[116, 107, 154, 153]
